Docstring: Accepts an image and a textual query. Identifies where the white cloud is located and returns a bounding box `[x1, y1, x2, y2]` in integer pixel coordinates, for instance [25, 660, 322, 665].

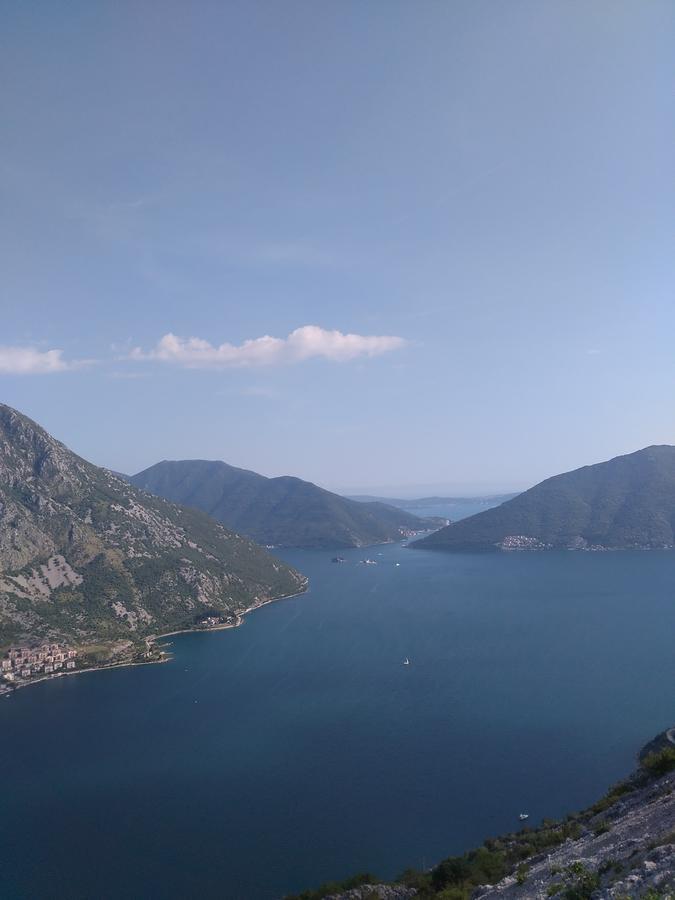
[131, 325, 406, 369]
[0, 346, 73, 375]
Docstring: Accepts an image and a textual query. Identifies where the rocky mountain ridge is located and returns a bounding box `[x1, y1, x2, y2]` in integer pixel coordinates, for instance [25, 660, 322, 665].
[0, 404, 306, 659]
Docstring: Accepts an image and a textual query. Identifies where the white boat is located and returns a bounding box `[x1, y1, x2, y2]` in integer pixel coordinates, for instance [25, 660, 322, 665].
[403, 657, 410, 666]
[519, 813, 529, 821]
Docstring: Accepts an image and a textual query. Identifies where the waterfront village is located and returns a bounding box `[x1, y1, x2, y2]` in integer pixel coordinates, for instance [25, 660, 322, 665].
[1, 643, 78, 688]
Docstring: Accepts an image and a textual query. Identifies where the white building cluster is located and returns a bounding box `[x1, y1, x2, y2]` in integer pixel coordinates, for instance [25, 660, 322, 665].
[1, 643, 77, 682]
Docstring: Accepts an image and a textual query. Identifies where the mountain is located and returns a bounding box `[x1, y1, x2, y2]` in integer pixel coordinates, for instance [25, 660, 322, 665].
[416, 446, 675, 551]
[130, 460, 437, 548]
[0, 404, 306, 656]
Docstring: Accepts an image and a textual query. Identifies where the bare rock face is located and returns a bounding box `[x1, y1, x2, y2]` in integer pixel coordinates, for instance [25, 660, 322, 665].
[597, 843, 674, 898]
[0, 404, 306, 651]
[473, 768, 675, 900]
[325, 887, 417, 899]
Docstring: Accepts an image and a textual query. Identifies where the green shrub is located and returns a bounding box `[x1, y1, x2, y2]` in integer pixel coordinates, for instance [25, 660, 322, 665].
[430, 847, 506, 894]
[590, 780, 634, 814]
[642, 747, 675, 778]
[436, 887, 468, 900]
[560, 863, 600, 900]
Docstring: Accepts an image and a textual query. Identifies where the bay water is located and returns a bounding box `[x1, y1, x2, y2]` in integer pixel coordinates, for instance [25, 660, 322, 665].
[1, 546, 674, 899]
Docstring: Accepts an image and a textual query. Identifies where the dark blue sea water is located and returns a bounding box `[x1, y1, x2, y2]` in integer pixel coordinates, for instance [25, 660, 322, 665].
[1, 546, 674, 900]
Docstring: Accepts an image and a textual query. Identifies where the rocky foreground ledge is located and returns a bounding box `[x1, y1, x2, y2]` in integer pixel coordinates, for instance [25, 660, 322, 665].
[324, 888, 417, 900]
[296, 730, 674, 900]
[473, 767, 674, 899]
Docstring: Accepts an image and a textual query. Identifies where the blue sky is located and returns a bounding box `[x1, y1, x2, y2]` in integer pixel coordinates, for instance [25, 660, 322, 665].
[1, 1, 674, 494]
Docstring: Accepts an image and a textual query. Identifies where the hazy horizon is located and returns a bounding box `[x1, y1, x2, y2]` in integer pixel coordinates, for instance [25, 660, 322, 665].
[2, 1, 673, 487]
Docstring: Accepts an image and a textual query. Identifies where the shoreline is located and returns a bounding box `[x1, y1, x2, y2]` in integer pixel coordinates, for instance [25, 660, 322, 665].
[1, 654, 171, 697]
[1, 581, 309, 698]
[153, 583, 309, 646]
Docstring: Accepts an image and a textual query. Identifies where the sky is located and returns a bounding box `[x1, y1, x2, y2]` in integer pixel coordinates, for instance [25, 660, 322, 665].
[1, 1, 674, 495]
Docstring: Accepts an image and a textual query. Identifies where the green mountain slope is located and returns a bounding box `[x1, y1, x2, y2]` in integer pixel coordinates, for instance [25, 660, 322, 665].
[416, 445, 675, 551]
[0, 404, 306, 652]
[130, 460, 434, 548]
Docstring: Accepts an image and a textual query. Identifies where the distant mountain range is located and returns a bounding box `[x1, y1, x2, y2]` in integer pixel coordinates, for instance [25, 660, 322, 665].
[416, 446, 675, 551]
[130, 460, 441, 548]
[0, 405, 305, 656]
[347, 494, 517, 508]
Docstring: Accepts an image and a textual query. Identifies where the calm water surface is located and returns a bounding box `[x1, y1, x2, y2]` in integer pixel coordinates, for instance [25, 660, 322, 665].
[1, 547, 674, 899]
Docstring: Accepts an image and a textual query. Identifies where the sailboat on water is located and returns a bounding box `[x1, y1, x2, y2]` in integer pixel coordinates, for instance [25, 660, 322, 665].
[403, 657, 410, 666]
